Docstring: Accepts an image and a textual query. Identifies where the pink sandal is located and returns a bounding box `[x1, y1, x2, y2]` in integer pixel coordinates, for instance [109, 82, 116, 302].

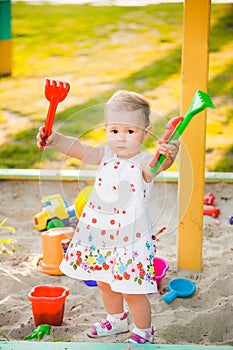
[125, 326, 155, 344]
[87, 311, 129, 338]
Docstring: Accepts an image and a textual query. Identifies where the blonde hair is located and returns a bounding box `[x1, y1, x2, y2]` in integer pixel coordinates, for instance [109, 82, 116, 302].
[105, 90, 151, 127]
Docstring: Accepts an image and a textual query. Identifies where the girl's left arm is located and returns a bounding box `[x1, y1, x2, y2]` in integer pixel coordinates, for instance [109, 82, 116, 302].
[142, 140, 180, 182]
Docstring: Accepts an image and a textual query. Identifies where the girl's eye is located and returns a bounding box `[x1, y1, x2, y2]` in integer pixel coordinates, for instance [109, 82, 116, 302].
[128, 130, 134, 134]
[111, 129, 118, 134]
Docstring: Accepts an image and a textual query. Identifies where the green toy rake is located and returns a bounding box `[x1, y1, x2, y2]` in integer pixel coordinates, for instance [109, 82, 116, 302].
[150, 90, 215, 173]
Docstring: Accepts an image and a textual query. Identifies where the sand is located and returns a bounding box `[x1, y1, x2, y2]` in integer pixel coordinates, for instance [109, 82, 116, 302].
[0, 178, 232, 345]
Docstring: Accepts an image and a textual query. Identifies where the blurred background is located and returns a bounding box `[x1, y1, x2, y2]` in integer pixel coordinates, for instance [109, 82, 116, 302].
[0, 0, 232, 171]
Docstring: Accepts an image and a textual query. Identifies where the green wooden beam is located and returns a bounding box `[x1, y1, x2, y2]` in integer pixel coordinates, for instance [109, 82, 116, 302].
[0, 343, 232, 350]
[0, 0, 12, 76]
[0, 0, 11, 40]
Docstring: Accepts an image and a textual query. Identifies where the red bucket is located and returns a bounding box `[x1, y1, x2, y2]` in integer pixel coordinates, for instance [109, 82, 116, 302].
[28, 285, 69, 326]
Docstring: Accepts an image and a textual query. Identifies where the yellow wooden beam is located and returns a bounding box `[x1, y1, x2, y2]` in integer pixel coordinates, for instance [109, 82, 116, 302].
[0, 39, 12, 77]
[178, 0, 211, 270]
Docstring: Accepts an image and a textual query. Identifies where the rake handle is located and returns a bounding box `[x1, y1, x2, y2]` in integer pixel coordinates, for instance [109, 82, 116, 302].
[149, 116, 183, 169]
[150, 119, 190, 174]
[150, 115, 196, 173]
[41, 99, 59, 146]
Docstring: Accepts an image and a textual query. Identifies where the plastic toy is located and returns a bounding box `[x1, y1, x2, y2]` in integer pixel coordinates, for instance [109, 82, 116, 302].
[75, 185, 93, 218]
[204, 192, 215, 206]
[150, 90, 215, 173]
[162, 278, 196, 303]
[149, 116, 183, 169]
[40, 78, 70, 146]
[36, 227, 74, 276]
[203, 192, 220, 218]
[203, 204, 220, 218]
[33, 194, 77, 231]
[153, 256, 169, 286]
[28, 285, 69, 326]
[83, 280, 98, 287]
[25, 325, 51, 340]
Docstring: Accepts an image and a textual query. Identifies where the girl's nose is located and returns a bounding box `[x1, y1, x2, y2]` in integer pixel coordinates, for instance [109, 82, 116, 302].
[118, 132, 126, 142]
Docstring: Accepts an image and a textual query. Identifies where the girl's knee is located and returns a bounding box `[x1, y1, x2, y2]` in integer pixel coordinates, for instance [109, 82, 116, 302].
[123, 293, 137, 303]
[123, 293, 147, 305]
[97, 281, 112, 293]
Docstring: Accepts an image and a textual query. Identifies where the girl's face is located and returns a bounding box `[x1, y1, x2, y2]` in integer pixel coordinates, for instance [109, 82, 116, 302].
[106, 109, 150, 159]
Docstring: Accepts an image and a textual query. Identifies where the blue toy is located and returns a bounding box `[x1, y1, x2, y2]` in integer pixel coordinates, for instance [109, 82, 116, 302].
[162, 278, 196, 303]
[84, 280, 98, 287]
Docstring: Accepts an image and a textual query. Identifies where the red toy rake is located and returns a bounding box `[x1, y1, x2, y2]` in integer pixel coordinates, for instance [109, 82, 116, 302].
[41, 78, 70, 146]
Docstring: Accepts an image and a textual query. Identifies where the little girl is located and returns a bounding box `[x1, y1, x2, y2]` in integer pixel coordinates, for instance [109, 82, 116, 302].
[37, 90, 180, 344]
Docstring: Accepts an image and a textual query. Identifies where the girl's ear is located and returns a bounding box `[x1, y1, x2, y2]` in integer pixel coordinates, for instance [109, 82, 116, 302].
[144, 124, 152, 139]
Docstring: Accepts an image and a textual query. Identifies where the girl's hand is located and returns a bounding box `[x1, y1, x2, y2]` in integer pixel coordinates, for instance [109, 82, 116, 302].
[158, 140, 180, 160]
[143, 140, 180, 181]
[36, 126, 58, 149]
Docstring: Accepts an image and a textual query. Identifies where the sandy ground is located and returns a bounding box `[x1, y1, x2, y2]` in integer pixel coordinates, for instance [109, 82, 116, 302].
[0, 179, 232, 345]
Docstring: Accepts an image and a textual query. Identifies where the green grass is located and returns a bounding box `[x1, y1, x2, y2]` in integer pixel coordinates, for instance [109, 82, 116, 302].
[0, 2, 232, 171]
[214, 144, 233, 172]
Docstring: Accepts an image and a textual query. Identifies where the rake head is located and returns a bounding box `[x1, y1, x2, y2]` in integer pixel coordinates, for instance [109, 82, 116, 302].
[45, 78, 70, 103]
[186, 90, 215, 117]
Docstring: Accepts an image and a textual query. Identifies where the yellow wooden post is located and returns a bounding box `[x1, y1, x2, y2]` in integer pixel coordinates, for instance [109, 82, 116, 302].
[177, 0, 211, 270]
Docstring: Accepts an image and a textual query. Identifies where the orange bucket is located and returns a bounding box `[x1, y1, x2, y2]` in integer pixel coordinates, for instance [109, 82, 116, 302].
[28, 285, 69, 326]
[37, 227, 74, 275]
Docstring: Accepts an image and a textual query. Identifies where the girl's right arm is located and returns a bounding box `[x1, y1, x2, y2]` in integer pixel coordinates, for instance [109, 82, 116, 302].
[37, 127, 104, 165]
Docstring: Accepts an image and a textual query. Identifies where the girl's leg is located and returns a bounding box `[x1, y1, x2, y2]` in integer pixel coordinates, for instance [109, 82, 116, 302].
[123, 293, 151, 329]
[87, 281, 128, 338]
[97, 281, 124, 314]
[123, 293, 154, 344]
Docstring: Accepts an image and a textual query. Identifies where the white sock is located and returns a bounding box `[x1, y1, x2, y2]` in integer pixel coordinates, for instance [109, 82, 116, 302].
[134, 325, 153, 334]
[109, 311, 126, 320]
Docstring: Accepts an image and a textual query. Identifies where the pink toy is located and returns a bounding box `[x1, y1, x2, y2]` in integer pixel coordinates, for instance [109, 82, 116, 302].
[204, 192, 215, 206]
[153, 257, 169, 286]
[204, 205, 220, 218]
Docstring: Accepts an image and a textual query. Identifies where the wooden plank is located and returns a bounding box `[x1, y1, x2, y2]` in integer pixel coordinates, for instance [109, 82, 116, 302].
[0, 169, 96, 182]
[0, 342, 233, 350]
[178, 0, 211, 270]
[0, 169, 232, 183]
[0, 39, 11, 77]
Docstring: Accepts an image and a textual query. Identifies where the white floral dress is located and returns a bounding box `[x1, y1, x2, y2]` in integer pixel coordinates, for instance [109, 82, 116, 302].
[60, 147, 157, 294]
